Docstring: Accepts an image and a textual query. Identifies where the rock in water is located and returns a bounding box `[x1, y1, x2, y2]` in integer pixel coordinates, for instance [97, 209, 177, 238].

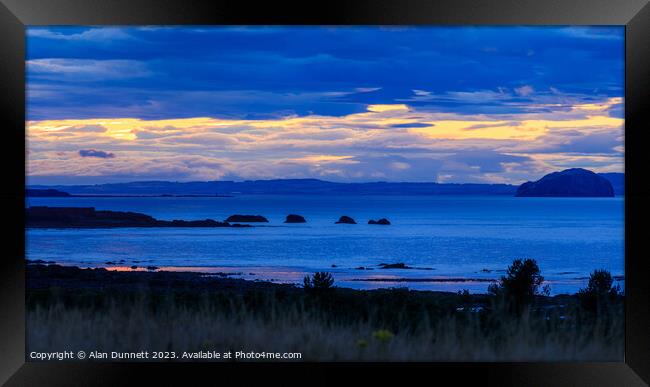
[225, 214, 269, 222]
[335, 216, 356, 224]
[378, 263, 411, 269]
[284, 214, 306, 223]
[368, 218, 391, 225]
[515, 168, 615, 197]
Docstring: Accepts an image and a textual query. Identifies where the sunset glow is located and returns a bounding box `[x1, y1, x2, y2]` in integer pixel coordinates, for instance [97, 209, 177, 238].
[26, 26, 624, 185]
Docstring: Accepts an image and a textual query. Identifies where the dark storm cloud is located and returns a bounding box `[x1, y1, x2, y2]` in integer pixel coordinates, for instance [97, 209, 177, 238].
[26, 26, 623, 120]
[79, 149, 116, 158]
[389, 123, 433, 129]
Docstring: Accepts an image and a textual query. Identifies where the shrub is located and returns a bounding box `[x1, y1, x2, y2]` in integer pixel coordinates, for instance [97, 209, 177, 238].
[303, 272, 334, 291]
[577, 269, 621, 314]
[457, 289, 473, 311]
[488, 258, 548, 312]
[372, 329, 394, 344]
[356, 339, 368, 349]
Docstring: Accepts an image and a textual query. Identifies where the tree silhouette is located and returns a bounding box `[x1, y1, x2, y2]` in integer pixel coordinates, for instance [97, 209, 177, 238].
[577, 269, 621, 314]
[488, 258, 548, 313]
[303, 272, 334, 291]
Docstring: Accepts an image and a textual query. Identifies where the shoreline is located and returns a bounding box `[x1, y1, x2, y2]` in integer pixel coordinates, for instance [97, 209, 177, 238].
[26, 263, 299, 294]
[27, 260, 503, 288]
[26, 260, 624, 295]
[25, 262, 500, 297]
[26, 262, 605, 298]
[25, 263, 623, 361]
[26, 263, 587, 310]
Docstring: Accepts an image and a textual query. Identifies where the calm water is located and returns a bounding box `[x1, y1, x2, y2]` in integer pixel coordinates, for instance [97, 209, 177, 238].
[26, 195, 624, 294]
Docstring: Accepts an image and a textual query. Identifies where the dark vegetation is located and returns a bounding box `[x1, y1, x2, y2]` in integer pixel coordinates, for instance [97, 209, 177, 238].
[303, 272, 334, 291]
[26, 261, 623, 361]
[487, 258, 549, 314]
[577, 269, 622, 314]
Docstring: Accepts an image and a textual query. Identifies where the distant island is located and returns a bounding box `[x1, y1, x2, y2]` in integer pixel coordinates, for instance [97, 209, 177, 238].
[26, 188, 70, 197]
[27, 174, 624, 197]
[26, 189, 231, 198]
[516, 168, 615, 197]
[26, 206, 251, 228]
[598, 173, 624, 195]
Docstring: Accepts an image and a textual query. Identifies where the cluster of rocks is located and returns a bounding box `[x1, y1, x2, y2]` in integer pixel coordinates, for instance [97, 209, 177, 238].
[336, 216, 391, 225]
[26, 207, 393, 228]
[189, 213, 392, 225]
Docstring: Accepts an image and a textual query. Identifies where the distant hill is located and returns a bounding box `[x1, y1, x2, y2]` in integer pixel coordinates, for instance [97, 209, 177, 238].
[28, 178, 518, 196]
[598, 173, 624, 196]
[26, 189, 71, 197]
[516, 169, 615, 197]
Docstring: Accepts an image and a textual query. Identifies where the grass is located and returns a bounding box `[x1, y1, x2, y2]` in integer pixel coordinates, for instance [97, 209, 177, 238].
[26, 283, 623, 361]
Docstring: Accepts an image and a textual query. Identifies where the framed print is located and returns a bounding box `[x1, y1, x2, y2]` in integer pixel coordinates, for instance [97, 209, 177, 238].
[1, 0, 649, 385]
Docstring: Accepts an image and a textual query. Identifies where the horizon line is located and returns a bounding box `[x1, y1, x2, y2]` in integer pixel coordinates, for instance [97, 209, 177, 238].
[26, 171, 624, 187]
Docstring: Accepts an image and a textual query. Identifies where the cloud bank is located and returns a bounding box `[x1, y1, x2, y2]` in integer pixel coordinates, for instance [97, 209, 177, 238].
[25, 26, 624, 184]
[27, 98, 623, 184]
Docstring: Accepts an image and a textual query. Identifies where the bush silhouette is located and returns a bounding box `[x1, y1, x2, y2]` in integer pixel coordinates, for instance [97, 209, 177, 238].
[488, 258, 548, 312]
[303, 272, 334, 291]
[577, 269, 621, 314]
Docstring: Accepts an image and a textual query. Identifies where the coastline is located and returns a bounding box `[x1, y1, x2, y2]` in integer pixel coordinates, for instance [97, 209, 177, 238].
[25, 196, 625, 295]
[26, 263, 297, 293]
[26, 259, 623, 295]
[24, 262, 601, 301]
[26, 262, 491, 295]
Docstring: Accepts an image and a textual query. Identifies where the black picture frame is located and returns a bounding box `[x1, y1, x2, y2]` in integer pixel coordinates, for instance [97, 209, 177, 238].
[1, 0, 648, 385]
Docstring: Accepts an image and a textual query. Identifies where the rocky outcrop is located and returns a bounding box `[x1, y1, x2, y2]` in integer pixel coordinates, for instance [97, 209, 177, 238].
[26, 206, 250, 228]
[368, 218, 390, 225]
[225, 214, 269, 222]
[515, 168, 615, 197]
[378, 263, 412, 269]
[335, 216, 356, 224]
[284, 214, 306, 223]
[226, 214, 269, 223]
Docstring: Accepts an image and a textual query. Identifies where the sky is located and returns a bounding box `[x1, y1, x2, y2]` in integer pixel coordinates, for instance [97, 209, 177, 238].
[26, 26, 624, 185]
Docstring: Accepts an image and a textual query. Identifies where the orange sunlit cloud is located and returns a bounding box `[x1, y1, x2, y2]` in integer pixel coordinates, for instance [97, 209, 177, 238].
[26, 98, 624, 184]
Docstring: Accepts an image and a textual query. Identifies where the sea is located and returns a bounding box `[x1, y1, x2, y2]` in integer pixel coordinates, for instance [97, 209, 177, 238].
[25, 195, 625, 295]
